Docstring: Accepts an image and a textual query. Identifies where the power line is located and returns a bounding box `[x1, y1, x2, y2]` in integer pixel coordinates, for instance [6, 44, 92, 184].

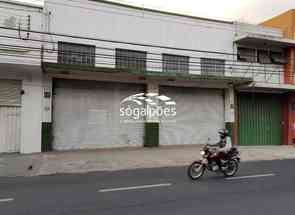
[0, 45, 288, 83]
[0, 41, 286, 74]
[0, 26, 290, 84]
[0, 52, 284, 84]
[0, 25, 289, 66]
[0, 26, 241, 57]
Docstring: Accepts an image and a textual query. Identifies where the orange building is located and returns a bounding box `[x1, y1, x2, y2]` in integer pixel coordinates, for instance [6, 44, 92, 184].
[261, 10, 295, 145]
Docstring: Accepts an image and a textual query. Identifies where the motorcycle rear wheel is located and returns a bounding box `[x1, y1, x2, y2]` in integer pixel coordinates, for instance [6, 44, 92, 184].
[187, 161, 205, 180]
[222, 159, 238, 177]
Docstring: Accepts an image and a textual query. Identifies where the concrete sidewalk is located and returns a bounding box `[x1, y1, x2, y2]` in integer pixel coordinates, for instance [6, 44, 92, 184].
[1, 145, 295, 177]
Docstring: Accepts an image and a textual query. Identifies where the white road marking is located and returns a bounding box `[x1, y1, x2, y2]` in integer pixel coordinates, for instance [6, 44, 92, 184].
[99, 183, 172, 192]
[226, 173, 276, 180]
[0, 198, 14, 203]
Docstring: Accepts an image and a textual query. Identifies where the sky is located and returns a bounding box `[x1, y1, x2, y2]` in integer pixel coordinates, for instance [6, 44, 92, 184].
[11, 0, 295, 24]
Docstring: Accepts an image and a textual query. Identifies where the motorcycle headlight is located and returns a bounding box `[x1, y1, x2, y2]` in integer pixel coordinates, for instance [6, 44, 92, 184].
[200, 150, 205, 156]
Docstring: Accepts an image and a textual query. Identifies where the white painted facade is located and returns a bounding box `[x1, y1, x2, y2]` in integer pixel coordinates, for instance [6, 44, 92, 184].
[0, 0, 292, 152]
[0, 1, 43, 153]
[42, 0, 286, 83]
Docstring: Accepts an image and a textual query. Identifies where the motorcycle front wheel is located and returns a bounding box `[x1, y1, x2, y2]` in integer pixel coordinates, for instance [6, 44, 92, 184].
[187, 161, 205, 180]
[222, 159, 238, 177]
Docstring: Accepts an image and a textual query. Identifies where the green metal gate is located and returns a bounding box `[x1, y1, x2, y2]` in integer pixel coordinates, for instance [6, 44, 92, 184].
[238, 93, 282, 145]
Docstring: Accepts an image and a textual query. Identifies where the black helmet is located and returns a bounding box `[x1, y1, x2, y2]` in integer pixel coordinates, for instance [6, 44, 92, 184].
[218, 129, 229, 139]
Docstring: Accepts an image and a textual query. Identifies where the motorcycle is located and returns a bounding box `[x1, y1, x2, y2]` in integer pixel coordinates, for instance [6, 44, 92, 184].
[187, 144, 240, 180]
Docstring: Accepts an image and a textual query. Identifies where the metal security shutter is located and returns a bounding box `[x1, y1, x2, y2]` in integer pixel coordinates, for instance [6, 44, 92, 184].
[159, 86, 224, 145]
[238, 93, 282, 145]
[52, 79, 144, 150]
[0, 80, 21, 153]
[0, 80, 21, 106]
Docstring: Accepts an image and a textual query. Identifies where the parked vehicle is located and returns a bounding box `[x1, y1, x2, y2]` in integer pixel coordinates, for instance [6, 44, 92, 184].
[187, 144, 240, 180]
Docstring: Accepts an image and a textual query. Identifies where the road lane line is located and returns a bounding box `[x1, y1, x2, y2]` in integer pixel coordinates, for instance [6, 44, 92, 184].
[99, 183, 172, 192]
[0, 198, 14, 203]
[226, 173, 276, 180]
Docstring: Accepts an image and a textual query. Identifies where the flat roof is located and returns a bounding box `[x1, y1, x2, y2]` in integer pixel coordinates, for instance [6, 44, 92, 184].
[89, 0, 233, 25]
[234, 33, 295, 47]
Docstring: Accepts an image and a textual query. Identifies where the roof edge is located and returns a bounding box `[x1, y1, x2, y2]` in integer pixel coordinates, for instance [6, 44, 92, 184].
[88, 0, 233, 25]
[259, 9, 295, 25]
[0, 0, 43, 9]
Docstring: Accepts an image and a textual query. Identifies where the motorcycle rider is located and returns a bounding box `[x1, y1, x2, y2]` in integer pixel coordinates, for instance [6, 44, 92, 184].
[211, 129, 232, 170]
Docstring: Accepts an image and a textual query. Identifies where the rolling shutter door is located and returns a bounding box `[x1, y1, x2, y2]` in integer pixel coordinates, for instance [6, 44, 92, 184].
[238, 93, 282, 145]
[159, 86, 224, 145]
[52, 79, 144, 150]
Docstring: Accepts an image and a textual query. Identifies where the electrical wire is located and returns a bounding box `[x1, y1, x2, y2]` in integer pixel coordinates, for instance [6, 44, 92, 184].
[0, 42, 286, 74]
[0, 52, 286, 84]
[0, 25, 289, 63]
[0, 25, 292, 84]
[0, 44, 288, 80]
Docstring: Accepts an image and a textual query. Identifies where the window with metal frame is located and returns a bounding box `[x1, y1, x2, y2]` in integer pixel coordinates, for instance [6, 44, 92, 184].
[115, 49, 147, 71]
[0, 80, 21, 106]
[237, 47, 256, 63]
[58, 42, 95, 66]
[257, 50, 272, 64]
[201, 58, 225, 76]
[270, 51, 286, 64]
[162, 54, 189, 73]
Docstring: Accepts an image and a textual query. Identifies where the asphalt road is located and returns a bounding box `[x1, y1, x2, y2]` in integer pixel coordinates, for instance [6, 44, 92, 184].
[0, 159, 294, 215]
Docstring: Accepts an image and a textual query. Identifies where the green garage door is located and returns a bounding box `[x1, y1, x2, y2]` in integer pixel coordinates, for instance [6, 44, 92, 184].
[238, 93, 282, 145]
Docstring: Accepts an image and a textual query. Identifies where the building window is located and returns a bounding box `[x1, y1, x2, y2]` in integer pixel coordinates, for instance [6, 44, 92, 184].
[115, 49, 147, 71]
[270, 51, 286, 64]
[0, 80, 21, 106]
[58, 42, 95, 66]
[257, 50, 271, 64]
[201, 58, 225, 76]
[162, 54, 189, 73]
[237, 47, 256, 62]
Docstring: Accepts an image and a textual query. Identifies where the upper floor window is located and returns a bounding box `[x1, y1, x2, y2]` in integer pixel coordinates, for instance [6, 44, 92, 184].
[0, 80, 21, 106]
[257, 50, 272, 64]
[58, 42, 95, 66]
[237, 47, 256, 63]
[270, 51, 286, 64]
[115, 49, 147, 71]
[238, 46, 287, 65]
[162, 54, 189, 73]
[201, 58, 225, 76]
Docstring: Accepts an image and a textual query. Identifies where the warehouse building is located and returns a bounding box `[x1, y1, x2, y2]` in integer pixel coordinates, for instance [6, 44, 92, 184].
[0, 0, 295, 153]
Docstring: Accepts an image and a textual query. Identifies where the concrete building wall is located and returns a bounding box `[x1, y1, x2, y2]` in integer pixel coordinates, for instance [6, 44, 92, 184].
[42, 0, 286, 84]
[43, 0, 236, 78]
[42, 0, 293, 149]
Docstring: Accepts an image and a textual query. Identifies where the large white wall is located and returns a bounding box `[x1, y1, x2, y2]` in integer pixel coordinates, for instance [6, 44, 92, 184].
[43, 0, 285, 84]
[43, 0, 236, 73]
[44, 0, 234, 52]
